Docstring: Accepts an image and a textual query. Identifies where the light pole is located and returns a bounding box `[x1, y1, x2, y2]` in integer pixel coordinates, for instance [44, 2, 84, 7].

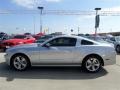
[38, 6, 44, 33]
[33, 15, 36, 35]
[94, 8, 101, 37]
[78, 27, 80, 35]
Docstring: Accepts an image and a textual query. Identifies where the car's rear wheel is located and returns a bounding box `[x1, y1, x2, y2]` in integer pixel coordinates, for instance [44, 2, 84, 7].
[116, 45, 120, 53]
[11, 54, 30, 71]
[82, 56, 102, 73]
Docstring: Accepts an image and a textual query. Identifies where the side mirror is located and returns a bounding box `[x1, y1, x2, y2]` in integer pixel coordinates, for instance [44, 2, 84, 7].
[44, 43, 50, 48]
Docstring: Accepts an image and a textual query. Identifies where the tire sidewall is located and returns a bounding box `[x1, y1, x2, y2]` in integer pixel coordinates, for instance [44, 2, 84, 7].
[82, 56, 102, 73]
[116, 45, 120, 53]
[11, 54, 30, 71]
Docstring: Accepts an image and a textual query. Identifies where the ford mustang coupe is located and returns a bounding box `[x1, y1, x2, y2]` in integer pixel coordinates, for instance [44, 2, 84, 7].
[4, 35, 116, 73]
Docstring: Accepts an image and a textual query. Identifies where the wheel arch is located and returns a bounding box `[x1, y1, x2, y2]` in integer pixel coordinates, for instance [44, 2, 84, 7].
[82, 54, 104, 66]
[116, 44, 120, 48]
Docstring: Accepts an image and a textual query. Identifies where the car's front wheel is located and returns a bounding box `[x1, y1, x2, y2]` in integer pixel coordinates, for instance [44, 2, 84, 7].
[82, 56, 102, 73]
[11, 54, 30, 71]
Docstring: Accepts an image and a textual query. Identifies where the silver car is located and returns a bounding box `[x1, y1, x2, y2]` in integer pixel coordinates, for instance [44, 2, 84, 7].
[4, 35, 116, 73]
[106, 36, 120, 53]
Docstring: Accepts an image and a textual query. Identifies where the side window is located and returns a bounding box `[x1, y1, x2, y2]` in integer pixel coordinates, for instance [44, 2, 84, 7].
[47, 37, 77, 47]
[81, 40, 94, 45]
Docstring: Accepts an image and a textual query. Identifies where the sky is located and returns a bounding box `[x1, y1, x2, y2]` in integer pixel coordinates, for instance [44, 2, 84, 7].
[0, 0, 120, 34]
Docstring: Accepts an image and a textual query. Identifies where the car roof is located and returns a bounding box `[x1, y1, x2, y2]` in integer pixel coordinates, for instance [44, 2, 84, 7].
[53, 35, 98, 41]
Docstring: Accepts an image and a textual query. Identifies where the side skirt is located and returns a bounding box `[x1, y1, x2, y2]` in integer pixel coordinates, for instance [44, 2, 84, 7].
[31, 63, 82, 67]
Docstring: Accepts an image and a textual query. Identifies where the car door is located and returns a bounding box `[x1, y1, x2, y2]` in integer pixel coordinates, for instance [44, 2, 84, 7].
[29, 45, 40, 65]
[39, 37, 77, 64]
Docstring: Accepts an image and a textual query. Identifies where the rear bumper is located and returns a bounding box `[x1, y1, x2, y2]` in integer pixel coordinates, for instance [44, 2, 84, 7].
[103, 51, 116, 66]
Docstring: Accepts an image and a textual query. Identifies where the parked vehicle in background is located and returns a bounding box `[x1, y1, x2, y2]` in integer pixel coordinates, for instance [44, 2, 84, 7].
[33, 33, 45, 40]
[0, 32, 10, 49]
[0, 33, 9, 42]
[77, 34, 85, 37]
[24, 33, 32, 36]
[5, 35, 116, 72]
[36, 35, 53, 44]
[106, 36, 120, 53]
[85, 35, 113, 44]
[1, 35, 36, 51]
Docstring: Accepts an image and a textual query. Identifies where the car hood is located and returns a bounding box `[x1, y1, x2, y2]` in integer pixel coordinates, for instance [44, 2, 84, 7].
[15, 43, 38, 48]
[3, 39, 25, 43]
[7, 43, 39, 51]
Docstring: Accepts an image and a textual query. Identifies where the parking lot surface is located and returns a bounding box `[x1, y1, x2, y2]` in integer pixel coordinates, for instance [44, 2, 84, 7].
[0, 53, 120, 90]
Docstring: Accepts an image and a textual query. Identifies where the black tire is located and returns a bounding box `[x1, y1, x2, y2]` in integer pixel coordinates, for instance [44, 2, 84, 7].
[82, 55, 102, 73]
[11, 54, 30, 71]
[116, 45, 120, 53]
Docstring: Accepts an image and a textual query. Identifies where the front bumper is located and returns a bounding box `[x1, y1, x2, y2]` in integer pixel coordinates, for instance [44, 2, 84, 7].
[4, 53, 11, 66]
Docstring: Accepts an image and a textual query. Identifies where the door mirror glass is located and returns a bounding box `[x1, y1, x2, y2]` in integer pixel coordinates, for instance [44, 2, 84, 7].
[44, 43, 51, 48]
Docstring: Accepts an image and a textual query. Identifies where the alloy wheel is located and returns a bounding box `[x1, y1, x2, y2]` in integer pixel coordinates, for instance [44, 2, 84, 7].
[85, 57, 100, 72]
[13, 56, 28, 70]
[116, 45, 120, 53]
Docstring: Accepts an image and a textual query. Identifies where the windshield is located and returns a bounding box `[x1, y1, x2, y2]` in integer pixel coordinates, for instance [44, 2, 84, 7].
[39, 35, 53, 40]
[36, 35, 53, 44]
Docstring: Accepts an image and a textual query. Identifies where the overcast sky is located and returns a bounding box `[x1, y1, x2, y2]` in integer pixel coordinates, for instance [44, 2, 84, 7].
[0, 0, 120, 34]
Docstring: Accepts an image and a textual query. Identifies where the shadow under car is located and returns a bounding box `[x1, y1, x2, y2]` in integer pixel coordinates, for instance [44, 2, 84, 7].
[0, 62, 108, 82]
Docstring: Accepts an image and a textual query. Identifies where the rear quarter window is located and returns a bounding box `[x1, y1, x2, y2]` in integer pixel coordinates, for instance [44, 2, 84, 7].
[81, 39, 94, 45]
